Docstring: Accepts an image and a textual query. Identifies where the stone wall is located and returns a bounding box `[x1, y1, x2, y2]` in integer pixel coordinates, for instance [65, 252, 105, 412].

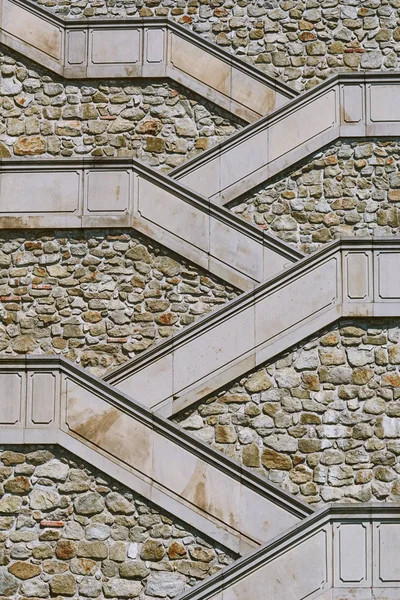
[0, 446, 234, 599]
[0, 230, 237, 376]
[0, 49, 242, 168]
[175, 319, 400, 506]
[32, 0, 400, 91]
[231, 140, 400, 254]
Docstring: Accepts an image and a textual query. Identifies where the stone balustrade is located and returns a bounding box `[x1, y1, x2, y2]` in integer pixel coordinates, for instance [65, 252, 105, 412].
[0, 0, 296, 123]
[106, 238, 400, 416]
[0, 355, 312, 556]
[172, 73, 400, 204]
[0, 158, 302, 291]
[175, 505, 400, 600]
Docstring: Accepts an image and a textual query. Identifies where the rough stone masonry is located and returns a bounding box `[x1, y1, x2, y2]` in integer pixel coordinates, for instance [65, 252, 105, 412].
[31, 0, 400, 91]
[0, 446, 234, 599]
[0, 230, 237, 376]
[0, 48, 242, 168]
[176, 319, 400, 506]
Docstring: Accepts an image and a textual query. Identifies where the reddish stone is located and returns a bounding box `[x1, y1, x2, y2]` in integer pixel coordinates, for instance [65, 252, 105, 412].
[1, 296, 21, 302]
[55, 540, 78, 560]
[40, 520, 65, 528]
[32, 284, 52, 290]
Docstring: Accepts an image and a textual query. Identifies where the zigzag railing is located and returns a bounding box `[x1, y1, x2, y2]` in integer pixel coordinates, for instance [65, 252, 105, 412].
[171, 72, 400, 204]
[105, 238, 400, 417]
[0, 0, 296, 123]
[175, 505, 400, 600]
[0, 355, 312, 555]
[0, 158, 302, 291]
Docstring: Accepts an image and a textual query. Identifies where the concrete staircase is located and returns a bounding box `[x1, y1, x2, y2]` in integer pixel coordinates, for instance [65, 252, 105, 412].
[1, 4, 400, 599]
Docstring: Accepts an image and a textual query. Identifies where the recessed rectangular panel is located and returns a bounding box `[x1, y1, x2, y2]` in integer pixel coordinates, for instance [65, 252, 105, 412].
[0, 171, 80, 214]
[2, 0, 62, 60]
[86, 170, 130, 213]
[370, 85, 400, 122]
[30, 372, 56, 425]
[146, 28, 165, 63]
[345, 252, 370, 300]
[170, 34, 230, 96]
[376, 523, 400, 583]
[342, 84, 363, 123]
[377, 253, 400, 299]
[269, 90, 337, 164]
[90, 29, 140, 64]
[0, 372, 23, 424]
[335, 523, 368, 586]
[67, 30, 86, 65]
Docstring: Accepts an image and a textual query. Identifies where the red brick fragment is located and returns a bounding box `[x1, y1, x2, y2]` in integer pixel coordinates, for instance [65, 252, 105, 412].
[40, 520, 65, 528]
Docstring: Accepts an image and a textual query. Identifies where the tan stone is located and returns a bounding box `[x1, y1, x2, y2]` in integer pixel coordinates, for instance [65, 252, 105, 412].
[14, 136, 46, 155]
[242, 443, 260, 467]
[215, 425, 237, 443]
[244, 370, 272, 392]
[168, 542, 187, 559]
[55, 540, 78, 560]
[4, 477, 31, 495]
[8, 562, 41, 580]
[140, 540, 164, 561]
[261, 449, 292, 470]
[50, 574, 77, 596]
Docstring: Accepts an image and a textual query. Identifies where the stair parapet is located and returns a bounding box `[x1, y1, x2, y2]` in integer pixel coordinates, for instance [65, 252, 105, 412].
[0, 354, 312, 556]
[105, 238, 400, 416]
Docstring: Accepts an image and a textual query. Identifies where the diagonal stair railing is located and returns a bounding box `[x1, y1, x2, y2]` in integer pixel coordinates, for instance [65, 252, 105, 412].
[174, 504, 400, 600]
[171, 72, 400, 205]
[0, 158, 303, 291]
[0, 354, 312, 556]
[105, 237, 400, 417]
[0, 0, 297, 123]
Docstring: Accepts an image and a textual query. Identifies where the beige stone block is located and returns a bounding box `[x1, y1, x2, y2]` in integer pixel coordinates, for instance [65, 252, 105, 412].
[137, 176, 209, 253]
[63, 377, 153, 474]
[231, 69, 276, 116]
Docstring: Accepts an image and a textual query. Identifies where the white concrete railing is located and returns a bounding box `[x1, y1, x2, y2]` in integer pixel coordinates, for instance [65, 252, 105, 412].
[105, 238, 400, 416]
[175, 505, 400, 600]
[0, 159, 302, 291]
[0, 0, 296, 123]
[0, 355, 312, 555]
[171, 72, 400, 204]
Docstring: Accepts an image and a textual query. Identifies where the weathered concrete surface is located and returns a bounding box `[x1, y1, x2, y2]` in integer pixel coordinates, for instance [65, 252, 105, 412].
[0, 355, 312, 556]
